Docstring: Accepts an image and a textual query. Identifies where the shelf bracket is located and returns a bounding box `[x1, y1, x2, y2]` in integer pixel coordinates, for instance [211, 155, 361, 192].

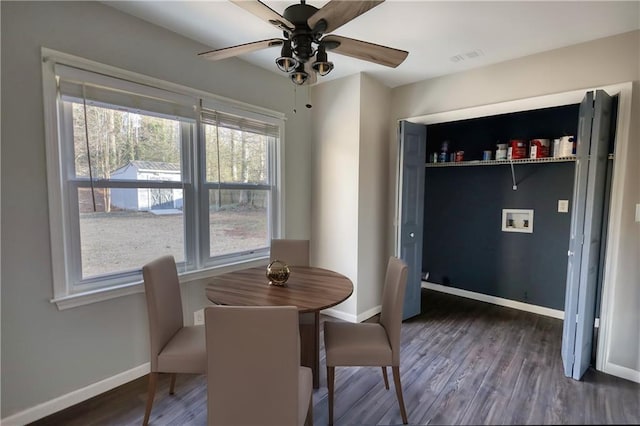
[509, 160, 517, 190]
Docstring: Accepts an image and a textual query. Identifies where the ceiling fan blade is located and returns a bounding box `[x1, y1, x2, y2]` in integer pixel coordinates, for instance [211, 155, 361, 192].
[308, 0, 384, 33]
[321, 35, 408, 68]
[230, 0, 294, 32]
[198, 39, 284, 61]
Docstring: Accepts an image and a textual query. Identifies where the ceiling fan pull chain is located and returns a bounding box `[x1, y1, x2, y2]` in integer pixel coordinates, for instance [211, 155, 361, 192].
[293, 85, 297, 114]
[306, 85, 312, 109]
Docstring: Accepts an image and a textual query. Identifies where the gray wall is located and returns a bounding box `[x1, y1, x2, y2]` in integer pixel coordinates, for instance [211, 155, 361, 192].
[310, 73, 391, 321]
[357, 74, 391, 316]
[310, 74, 360, 317]
[1, 1, 311, 418]
[389, 30, 639, 380]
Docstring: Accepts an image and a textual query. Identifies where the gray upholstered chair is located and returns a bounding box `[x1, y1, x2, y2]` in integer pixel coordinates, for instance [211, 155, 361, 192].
[205, 305, 313, 426]
[142, 255, 206, 426]
[270, 238, 310, 266]
[323, 256, 409, 425]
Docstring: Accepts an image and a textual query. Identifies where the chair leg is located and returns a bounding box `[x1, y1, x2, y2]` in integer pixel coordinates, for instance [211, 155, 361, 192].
[143, 372, 158, 426]
[169, 373, 177, 395]
[392, 366, 408, 425]
[305, 392, 313, 426]
[381, 366, 389, 389]
[327, 366, 335, 426]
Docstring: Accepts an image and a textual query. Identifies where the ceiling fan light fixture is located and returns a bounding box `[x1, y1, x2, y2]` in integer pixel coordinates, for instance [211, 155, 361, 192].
[276, 40, 299, 73]
[312, 46, 334, 76]
[290, 64, 309, 85]
[312, 59, 334, 76]
[276, 56, 299, 73]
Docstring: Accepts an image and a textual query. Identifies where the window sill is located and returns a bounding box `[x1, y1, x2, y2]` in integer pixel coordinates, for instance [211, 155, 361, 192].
[51, 282, 144, 310]
[51, 256, 270, 310]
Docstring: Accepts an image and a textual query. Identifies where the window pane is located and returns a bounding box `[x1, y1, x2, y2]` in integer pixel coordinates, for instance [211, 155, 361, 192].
[78, 188, 184, 279]
[208, 189, 269, 257]
[204, 124, 269, 184]
[71, 103, 182, 180]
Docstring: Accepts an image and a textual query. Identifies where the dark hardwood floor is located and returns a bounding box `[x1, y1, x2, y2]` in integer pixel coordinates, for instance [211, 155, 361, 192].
[31, 289, 640, 425]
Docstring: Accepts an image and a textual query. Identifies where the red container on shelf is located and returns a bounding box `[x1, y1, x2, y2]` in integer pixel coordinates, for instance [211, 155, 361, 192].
[529, 138, 550, 158]
[508, 139, 527, 159]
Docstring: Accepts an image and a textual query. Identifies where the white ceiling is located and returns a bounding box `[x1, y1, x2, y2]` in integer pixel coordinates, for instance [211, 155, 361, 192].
[104, 0, 640, 88]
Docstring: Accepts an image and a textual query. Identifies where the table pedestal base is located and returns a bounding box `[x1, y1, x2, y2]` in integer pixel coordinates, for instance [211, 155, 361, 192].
[299, 311, 320, 389]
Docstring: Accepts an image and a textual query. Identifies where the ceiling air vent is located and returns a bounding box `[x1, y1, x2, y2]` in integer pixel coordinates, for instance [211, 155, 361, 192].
[450, 49, 484, 62]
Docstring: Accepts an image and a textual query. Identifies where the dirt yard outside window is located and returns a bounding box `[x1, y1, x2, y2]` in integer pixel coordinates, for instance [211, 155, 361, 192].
[79, 209, 267, 278]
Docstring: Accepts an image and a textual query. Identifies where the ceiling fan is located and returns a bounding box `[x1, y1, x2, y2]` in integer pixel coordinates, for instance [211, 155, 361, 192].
[198, 0, 409, 85]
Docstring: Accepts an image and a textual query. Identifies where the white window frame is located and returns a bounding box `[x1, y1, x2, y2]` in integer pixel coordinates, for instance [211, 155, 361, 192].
[57, 101, 197, 293]
[41, 48, 285, 309]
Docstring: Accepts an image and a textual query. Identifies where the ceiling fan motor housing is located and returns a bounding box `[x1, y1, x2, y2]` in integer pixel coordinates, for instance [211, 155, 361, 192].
[283, 2, 325, 62]
[291, 34, 314, 62]
[283, 2, 318, 26]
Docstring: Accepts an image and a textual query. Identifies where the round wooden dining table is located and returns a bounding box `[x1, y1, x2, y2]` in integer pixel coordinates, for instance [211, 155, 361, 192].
[205, 265, 353, 388]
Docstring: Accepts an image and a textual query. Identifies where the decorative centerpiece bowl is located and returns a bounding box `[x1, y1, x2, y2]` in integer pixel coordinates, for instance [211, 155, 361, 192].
[266, 260, 290, 287]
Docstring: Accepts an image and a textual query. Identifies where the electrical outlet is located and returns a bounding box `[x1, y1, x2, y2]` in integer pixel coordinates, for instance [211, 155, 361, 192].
[558, 200, 569, 213]
[194, 309, 205, 325]
[635, 203, 640, 223]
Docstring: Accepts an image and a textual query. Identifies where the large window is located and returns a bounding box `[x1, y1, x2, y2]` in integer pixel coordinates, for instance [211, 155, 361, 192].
[42, 50, 283, 307]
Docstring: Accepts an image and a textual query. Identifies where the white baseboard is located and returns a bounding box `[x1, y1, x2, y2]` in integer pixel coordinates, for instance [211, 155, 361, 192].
[421, 281, 565, 320]
[356, 305, 382, 322]
[602, 360, 640, 384]
[322, 305, 382, 323]
[322, 307, 356, 322]
[1, 363, 150, 426]
[323, 282, 564, 323]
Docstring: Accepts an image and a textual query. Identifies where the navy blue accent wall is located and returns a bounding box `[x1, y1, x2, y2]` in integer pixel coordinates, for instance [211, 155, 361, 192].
[423, 163, 574, 310]
[422, 104, 581, 311]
